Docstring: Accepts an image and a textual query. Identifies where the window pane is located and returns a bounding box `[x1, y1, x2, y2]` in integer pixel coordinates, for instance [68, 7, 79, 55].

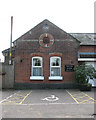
[33, 68, 42, 76]
[51, 67, 60, 76]
[51, 58, 60, 66]
[33, 58, 41, 66]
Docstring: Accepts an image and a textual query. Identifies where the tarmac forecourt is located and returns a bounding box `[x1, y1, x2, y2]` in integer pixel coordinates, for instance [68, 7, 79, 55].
[66, 90, 96, 104]
[0, 89, 95, 105]
[0, 91, 32, 105]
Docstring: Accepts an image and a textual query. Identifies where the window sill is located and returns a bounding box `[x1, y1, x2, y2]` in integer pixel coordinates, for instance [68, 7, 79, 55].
[49, 76, 63, 80]
[30, 76, 44, 80]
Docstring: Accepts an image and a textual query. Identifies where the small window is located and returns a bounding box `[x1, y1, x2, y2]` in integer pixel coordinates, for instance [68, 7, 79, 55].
[32, 57, 42, 76]
[33, 58, 41, 66]
[50, 57, 61, 76]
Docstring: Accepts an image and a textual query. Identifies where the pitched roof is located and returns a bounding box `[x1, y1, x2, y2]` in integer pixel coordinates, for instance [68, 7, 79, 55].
[13, 19, 80, 43]
[2, 47, 15, 54]
[70, 33, 96, 45]
[12, 19, 95, 45]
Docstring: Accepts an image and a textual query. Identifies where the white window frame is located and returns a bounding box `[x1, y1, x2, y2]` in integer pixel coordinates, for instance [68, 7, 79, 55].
[49, 56, 63, 80]
[30, 56, 44, 80]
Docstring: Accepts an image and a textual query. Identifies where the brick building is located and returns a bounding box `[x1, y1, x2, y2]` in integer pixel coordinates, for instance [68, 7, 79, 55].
[2, 20, 96, 89]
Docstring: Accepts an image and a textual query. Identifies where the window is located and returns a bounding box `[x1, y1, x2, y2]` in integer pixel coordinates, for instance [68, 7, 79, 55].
[50, 57, 61, 76]
[32, 57, 42, 76]
[78, 52, 96, 62]
[78, 52, 96, 58]
[30, 57, 44, 80]
[49, 57, 62, 80]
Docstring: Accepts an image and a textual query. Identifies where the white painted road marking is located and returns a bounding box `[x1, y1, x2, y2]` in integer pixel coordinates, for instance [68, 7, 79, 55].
[1, 102, 78, 106]
[41, 95, 59, 101]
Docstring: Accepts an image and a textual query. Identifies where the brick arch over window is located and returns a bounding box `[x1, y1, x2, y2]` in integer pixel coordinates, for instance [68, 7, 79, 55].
[49, 53, 62, 57]
[30, 53, 44, 58]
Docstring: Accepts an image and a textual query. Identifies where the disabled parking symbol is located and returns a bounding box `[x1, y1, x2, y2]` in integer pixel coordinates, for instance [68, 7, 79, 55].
[41, 95, 59, 101]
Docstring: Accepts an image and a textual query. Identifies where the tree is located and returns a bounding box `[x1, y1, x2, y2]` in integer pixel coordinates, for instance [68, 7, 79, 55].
[75, 63, 96, 85]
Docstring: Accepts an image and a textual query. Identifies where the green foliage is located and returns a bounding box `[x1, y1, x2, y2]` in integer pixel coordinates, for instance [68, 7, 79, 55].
[74, 63, 96, 84]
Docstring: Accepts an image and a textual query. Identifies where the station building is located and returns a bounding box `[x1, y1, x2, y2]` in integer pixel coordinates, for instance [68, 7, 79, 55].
[2, 20, 96, 89]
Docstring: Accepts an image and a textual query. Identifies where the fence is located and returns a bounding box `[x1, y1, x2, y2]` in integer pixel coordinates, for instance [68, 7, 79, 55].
[1, 63, 14, 89]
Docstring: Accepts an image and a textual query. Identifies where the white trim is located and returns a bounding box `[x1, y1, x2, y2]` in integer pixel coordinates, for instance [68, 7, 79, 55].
[49, 76, 63, 80]
[78, 58, 96, 61]
[51, 66, 60, 68]
[30, 76, 44, 80]
[33, 66, 42, 68]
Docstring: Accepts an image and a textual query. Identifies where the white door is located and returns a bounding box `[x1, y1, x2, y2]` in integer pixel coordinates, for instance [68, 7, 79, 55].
[86, 62, 96, 87]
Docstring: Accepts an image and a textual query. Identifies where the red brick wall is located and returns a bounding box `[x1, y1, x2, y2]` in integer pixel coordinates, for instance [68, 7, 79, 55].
[14, 39, 79, 84]
[14, 44, 96, 84]
[78, 45, 96, 52]
[14, 20, 80, 84]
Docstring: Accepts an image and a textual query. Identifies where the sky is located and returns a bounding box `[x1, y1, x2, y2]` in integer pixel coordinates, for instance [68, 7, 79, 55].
[0, 0, 95, 62]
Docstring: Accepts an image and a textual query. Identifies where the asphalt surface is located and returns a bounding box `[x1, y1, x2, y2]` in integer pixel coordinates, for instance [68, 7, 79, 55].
[0, 89, 96, 119]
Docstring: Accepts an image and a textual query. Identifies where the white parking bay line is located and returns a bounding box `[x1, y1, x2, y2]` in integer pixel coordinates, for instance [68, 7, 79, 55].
[20, 102, 77, 106]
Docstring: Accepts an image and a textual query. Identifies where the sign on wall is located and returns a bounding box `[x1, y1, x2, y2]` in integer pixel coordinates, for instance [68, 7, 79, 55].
[65, 65, 74, 72]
